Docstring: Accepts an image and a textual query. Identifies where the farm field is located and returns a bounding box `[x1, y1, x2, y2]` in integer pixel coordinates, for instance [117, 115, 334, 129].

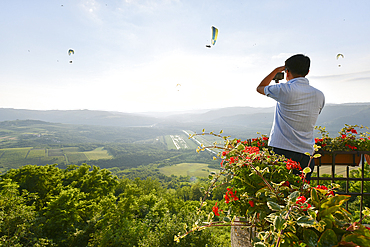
[0, 146, 113, 173]
[158, 162, 219, 178]
[84, 147, 112, 160]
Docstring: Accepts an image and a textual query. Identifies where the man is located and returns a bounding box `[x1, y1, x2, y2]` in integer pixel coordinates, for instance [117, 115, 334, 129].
[256, 54, 325, 180]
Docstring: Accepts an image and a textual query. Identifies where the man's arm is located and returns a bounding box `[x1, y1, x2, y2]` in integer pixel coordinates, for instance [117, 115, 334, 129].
[256, 66, 285, 95]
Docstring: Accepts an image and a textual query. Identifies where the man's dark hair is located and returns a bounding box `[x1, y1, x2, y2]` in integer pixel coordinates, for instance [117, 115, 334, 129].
[285, 54, 310, 77]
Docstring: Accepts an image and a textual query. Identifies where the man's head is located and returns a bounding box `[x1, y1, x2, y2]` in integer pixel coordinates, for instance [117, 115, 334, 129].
[285, 54, 310, 78]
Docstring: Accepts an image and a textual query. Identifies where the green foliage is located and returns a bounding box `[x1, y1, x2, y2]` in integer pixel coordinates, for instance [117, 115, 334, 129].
[1, 164, 63, 210]
[0, 164, 229, 246]
[177, 130, 370, 247]
[0, 178, 53, 246]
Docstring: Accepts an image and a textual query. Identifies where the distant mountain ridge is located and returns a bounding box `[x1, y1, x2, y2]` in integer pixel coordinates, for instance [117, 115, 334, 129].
[0, 108, 158, 127]
[1, 103, 369, 134]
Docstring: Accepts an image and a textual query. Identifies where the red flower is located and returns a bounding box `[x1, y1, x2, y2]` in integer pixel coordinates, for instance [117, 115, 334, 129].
[212, 202, 220, 216]
[224, 194, 230, 204]
[285, 159, 301, 171]
[342, 134, 347, 138]
[296, 196, 311, 210]
[248, 200, 255, 207]
[351, 129, 358, 134]
[243, 146, 260, 154]
[316, 185, 328, 190]
[225, 188, 239, 203]
[345, 144, 358, 150]
[282, 181, 290, 187]
[296, 196, 306, 205]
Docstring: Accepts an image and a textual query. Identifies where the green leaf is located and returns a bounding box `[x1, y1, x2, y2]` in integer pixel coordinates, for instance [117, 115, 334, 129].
[274, 215, 285, 231]
[254, 242, 267, 247]
[317, 229, 338, 247]
[237, 143, 245, 151]
[303, 229, 319, 247]
[267, 201, 282, 211]
[321, 195, 350, 209]
[288, 191, 300, 202]
[307, 208, 317, 219]
[320, 206, 340, 218]
[297, 216, 316, 227]
[303, 167, 312, 174]
[362, 207, 370, 217]
[281, 232, 301, 247]
[223, 217, 231, 222]
[321, 217, 333, 229]
[311, 188, 320, 208]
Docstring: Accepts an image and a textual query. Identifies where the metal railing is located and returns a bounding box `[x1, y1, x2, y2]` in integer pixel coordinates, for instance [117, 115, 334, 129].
[312, 151, 370, 218]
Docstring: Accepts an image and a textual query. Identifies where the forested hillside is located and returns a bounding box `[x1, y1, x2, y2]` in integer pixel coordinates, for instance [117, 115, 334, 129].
[0, 164, 230, 246]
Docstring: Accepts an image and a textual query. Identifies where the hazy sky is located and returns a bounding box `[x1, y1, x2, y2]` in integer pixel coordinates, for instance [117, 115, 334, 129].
[1, 0, 370, 113]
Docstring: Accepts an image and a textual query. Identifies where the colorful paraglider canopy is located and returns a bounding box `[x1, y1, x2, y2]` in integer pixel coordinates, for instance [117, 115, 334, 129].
[68, 49, 74, 56]
[336, 53, 344, 59]
[211, 26, 218, 45]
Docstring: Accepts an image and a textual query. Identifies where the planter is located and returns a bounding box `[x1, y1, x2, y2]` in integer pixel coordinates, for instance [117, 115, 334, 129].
[315, 152, 361, 166]
[366, 154, 370, 165]
[231, 225, 254, 247]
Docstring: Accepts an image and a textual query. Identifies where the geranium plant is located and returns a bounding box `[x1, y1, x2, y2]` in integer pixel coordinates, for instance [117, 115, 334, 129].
[175, 130, 370, 247]
[315, 124, 370, 152]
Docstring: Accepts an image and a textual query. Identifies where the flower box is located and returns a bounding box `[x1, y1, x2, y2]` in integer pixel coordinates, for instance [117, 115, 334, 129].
[314, 151, 362, 166]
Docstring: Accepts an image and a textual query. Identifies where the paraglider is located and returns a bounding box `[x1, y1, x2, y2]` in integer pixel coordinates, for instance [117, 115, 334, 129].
[337, 53, 344, 67]
[68, 49, 74, 64]
[211, 26, 218, 45]
[206, 26, 218, 48]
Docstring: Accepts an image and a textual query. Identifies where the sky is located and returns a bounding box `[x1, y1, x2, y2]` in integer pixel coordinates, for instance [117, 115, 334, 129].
[1, 0, 370, 113]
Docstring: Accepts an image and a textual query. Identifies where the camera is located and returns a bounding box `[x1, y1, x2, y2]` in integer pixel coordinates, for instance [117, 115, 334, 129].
[273, 72, 284, 83]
